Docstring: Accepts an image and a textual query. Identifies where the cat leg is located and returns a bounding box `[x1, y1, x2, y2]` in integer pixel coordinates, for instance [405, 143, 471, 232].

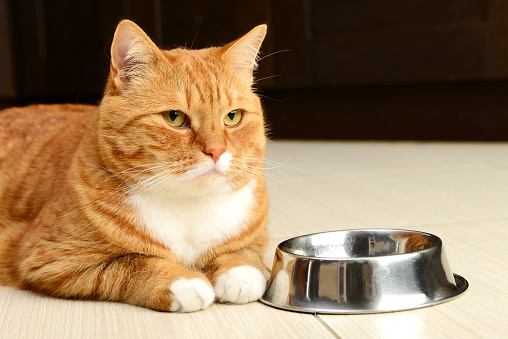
[205, 248, 267, 304]
[16, 251, 214, 312]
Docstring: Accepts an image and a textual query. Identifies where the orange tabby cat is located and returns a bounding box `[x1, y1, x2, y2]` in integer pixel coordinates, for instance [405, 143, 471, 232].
[0, 20, 269, 312]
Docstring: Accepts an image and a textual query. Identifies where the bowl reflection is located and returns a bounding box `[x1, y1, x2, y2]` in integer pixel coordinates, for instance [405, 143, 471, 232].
[261, 229, 468, 314]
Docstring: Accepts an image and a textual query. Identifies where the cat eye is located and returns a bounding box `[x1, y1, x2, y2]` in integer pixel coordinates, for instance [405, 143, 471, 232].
[224, 109, 243, 127]
[162, 110, 188, 128]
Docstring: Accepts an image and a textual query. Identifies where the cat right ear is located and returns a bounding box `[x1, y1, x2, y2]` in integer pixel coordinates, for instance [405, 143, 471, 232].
[110, 20, 162, 92]
[222, 25, 267, 78]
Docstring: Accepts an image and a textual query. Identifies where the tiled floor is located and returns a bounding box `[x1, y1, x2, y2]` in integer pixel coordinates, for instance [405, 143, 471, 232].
[1, 141, 507, 338]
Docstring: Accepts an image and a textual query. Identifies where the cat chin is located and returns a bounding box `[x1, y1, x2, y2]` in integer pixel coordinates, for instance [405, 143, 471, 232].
[184, 176, 231, 197]
[185, 164, 226, 182]
[195, 170, 227, 184]
[147, 177, 232, 200]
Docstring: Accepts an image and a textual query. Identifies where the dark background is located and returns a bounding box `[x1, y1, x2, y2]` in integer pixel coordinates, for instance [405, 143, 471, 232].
[1, 0, 508, 140]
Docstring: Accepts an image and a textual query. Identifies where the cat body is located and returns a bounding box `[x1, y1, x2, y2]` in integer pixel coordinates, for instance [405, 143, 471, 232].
[0, 20, 268, 312]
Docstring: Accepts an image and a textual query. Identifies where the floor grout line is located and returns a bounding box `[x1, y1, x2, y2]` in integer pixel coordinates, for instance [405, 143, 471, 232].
[314, 314, 342, 339]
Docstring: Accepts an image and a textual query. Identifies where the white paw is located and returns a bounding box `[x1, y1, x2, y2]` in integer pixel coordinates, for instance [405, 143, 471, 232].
[214, 266, 267, 304]
[169, 278, 215, 312]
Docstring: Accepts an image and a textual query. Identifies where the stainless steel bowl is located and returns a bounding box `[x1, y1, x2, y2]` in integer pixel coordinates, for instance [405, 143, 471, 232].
[261, 229, 468, 314]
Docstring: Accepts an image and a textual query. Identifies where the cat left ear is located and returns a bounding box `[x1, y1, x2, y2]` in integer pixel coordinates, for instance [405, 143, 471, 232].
[223, 24, 267, 77]
[110, 20, 162, 92]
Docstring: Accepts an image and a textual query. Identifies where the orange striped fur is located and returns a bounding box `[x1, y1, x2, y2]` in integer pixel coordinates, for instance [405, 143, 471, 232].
[0, 20, 269, 312]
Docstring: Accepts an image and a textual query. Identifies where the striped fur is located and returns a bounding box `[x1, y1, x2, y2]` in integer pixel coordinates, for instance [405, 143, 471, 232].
[0, 20, 268, 312]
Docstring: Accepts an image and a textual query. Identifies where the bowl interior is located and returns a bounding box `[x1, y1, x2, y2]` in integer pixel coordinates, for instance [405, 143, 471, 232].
[279, 229, 438, 258]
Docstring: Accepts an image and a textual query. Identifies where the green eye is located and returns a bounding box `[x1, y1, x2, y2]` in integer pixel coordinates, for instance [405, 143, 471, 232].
[162, 110, 187, 128]
[224, 109, 243, 127]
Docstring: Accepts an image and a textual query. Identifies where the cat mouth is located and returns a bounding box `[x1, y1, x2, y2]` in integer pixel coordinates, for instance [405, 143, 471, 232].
[188, 163, 227, 183]
[184, 153, 233, 184]
[193, 168, 229, 186]
[200, 168, 223, 179]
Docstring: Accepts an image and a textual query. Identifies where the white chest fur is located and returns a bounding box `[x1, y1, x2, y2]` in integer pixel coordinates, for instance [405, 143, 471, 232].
[129, 181, 256, 266]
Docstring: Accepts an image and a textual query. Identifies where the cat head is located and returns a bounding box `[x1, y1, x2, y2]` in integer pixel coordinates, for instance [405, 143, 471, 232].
[97, 20, 267, 197]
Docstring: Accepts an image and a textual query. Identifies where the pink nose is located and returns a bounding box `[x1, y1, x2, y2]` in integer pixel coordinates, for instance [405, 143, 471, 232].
[204, 147, 225, 163]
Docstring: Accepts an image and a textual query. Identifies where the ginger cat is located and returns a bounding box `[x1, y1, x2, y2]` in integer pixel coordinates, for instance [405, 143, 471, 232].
[0, 20, 269, 312]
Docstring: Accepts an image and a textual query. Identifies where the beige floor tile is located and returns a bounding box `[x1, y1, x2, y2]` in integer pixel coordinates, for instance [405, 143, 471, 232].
[0, 286, 336, 339]
[317, 219, 508, 339]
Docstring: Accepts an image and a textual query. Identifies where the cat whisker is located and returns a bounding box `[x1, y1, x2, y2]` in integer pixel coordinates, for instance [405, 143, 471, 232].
[100, 162, 170, 178]
[129, 169, 179, 196]
[228, 160, 278, 185]
[240, 157, 311, 174]
[257, 49, 291, 63]
[129, 171, 169, 194]
[140, 172, 181, 198]
[230, 161, 281, 192]
[91, 162, 190, 217]
[230, 170, 271, 194]
[265, 138, 288, 147]
[157, 172, 188, 198]
[189, 26, 202, 50]
[254, 93, 284, 102]
[48, 162, 165, 224]
[92, 162, 174, 199]
[244, 166, 279, 185]
[229, 159, 298, 187]
[254, 74, 282, 83]
[132, 162, 192, 198]
[82, 120, 116, 139]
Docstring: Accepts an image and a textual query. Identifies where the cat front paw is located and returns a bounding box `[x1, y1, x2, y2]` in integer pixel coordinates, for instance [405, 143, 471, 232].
[214, 266, 267, 304]
[169, 278, 215, 312]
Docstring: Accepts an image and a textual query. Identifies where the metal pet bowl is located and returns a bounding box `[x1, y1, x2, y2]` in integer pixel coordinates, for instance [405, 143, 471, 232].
[261, 229, 468, 314]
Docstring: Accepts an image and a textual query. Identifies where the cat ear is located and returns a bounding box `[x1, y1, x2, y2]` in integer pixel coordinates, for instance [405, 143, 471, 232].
[110, 20, 162, 91]
[223, 25, 267, 76]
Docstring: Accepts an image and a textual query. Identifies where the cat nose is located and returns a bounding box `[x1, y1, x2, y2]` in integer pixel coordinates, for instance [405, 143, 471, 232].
[204, 147, 226, 163]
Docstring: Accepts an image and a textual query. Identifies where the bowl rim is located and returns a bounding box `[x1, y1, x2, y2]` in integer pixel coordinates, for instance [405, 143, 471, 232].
[276, 228, 443, 261]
